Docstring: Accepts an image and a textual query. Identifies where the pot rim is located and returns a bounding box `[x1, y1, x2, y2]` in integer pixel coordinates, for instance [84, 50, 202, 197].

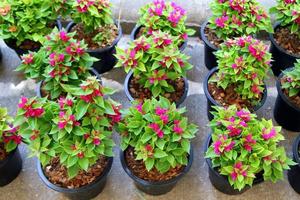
[269, 22, 300, 59]
[203, 67, 268, 111]
[130, 24, 188, 52]
[120, 145, 193, 186]
[124, 71, 189, 107]
[292, 135, 300, 166]
[66, 20, 123, 53]
[37, 156, 113, 194]
[199, 20, 219, 51]
[276, 68, 300, 113]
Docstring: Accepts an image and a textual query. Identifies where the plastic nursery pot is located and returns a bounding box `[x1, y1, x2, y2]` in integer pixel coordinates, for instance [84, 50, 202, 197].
[124, 71, 189, 107]
[120, 146, 193, 196]
[199, 20, 219, 70]
[274, 68, 300, 131]
[37, 157, 113, 200]
[0, 147, 22, 186]
[66, 21, 123, 74]
[269, 22, 300, 77]
[36, 68, 101, 98]
[288, 135, 300, 194]
[130, 25, 187, 52]
[4, 19, 63, 58]
[204, 134, 264, 195]
[203, 67, 268, 121]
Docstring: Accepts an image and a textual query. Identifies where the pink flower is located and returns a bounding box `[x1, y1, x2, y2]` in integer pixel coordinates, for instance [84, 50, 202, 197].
[231, 162, 247, 181]
[262, 128, 276, 140]
[59, 31, 69, 42]
[251, 85, 261, 95]
[284, 0, 296, 4]
[227, 125, 242, 137]
[136, 103, 143, 113]
[58, 121, 67, 129]
[229, 0, 245, 13]
[181, 33, 188, 40]
[173, 125, 183, 135]
[18, 96, 28, 108]
[239, 121, 247, 127]
[237, 38, 245, 47]
[149, 123, 164, 138]
[243, 134, 256, 152]
[215, 15, 228, 28]
[93, 138, 101, 146]
[160, 115, 169, 124]
[21, 54, 34, 65]
[213, 135, 235, 155]
[155, 107, 167, 115]
[236, 110, 251, 122]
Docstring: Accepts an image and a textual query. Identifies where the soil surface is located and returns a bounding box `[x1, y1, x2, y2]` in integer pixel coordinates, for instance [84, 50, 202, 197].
[0, 143, 8, 161]
[44, 156, 108, 189]
[129, 76, 185, 103]
[125, 147, 185, 182]
[208, 81, 262, 111]
[6, 39, 41, 51]
[204, 26, 223, 48]
[281, 77, 300, 108]
[274, 27, 300, 56]
[71, 23, 118, 49]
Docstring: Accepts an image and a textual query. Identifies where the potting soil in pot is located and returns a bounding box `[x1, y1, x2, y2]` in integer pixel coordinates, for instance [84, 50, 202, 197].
[70, 23, 118, 49]
[0, 143, 8, 160]
[129, 76, 185, 103]
[204, 26, 223, 48]
[274, 27, 300, 56]
[44, 156, 108, 189]
[125, 147, 184, 182]
[281, 77, 300, 108]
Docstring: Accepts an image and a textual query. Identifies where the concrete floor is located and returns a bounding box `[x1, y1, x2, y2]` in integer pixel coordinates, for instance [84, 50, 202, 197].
[0, 36, 299, 200]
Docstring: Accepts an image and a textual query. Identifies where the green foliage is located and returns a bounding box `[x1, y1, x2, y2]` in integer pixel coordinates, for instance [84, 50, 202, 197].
[270, 0, 300, 37]
[115, 31, 193, 98]
[16, 78, 121, 179]
[211, 36, 271, 106]
[205, 105, 295, 191]
[117, 97, 198, 173]
[281, 59, 300, 97]
[208, 0, 273, 40]
[16, 28, 98, 100]
[137, 0, 195, 44]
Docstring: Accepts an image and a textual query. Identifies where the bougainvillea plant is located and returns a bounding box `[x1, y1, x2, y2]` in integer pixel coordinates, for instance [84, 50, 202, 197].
[208, 0, 273, 40]
[270, 0, 300, 37]
[281, 59, 300, 96]
[0, 107, 21, 154]
[70, 0, 116, 47]
[16, 28, 97, 99]
[205, 105, 295, 191]
[117, 97, 198, 173]
[115, 30, 193, 98]
[210, 36, 272, 105]
[15, 77, 121, 179]
[0, 0, 62, 46]
[137, 0, 195, 45]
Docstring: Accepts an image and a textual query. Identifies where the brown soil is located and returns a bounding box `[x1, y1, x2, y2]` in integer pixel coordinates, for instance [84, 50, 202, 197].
[281, 77, 300, 108]
[274, 27, 300, 56]
[6, 39, 41, 51]
[129, 76, 185, 103]
[208, 81, 260, 111]
[71, 23, 118, 49]
[0, 143, 8, 161]
[44, 156, 108, 189]
[204, 26, 224, 48]
[125, 147, 184, 182]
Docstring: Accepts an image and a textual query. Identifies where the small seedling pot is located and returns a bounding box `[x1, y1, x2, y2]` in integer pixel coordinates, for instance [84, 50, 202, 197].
[288, 135, 300, 194]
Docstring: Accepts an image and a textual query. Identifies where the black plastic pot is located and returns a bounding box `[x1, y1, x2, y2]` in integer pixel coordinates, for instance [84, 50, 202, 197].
[288, 135, 300, 194]
[66, 21, 122, 74]
[269, 22, 300, 76]
[120, 146, 193, 195]
[0, 48, 2, 61]
[124, 71, 189, 107]
[4, 20, 62, 58]
[204, 134, 264, 195]
[36, 68, 101, 98]
[274, 68, 300, 131]
[0, 147, 22, 186]
[130, 25, 187, 52]
[204, 67, 268, 121]
[37, 157, 113, 200]
[200, 21, 219, 70]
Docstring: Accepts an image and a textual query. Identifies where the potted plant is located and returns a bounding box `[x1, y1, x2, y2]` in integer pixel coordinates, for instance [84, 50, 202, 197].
[0, 107, 22, 186]
[288, 135, 300, 194]
[15, 77, 121, 200]
[131, 0, 195, 51]
[204, 36, 270, 121]
[0, 0, 63, 57]
[115, 31, 192, 106]
[200, 0, 273, 70]
[117, 97, 198, 195]
[274, 59, 300, 131]
[205, 105, 294, 195]
[16, 28, 99, 100]
[66, 0, 122, 74]
[269, 0, 300, 76]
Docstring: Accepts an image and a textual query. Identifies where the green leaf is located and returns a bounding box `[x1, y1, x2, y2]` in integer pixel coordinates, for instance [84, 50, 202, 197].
[154, 149, 168, 158]
[75, 101, 89, 120]
[78, 158, 89, 171]
[145, 158, 155, 171]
